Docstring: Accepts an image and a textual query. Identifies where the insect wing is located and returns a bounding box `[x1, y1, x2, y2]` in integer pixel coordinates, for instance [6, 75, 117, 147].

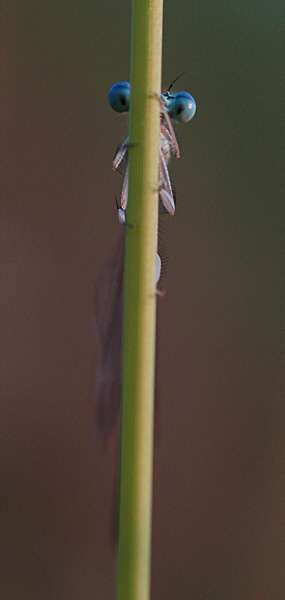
[94, 235, 124, 442]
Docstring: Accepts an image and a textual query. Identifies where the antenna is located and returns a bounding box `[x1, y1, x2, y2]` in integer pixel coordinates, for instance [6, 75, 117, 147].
[167, 71, 187, 93]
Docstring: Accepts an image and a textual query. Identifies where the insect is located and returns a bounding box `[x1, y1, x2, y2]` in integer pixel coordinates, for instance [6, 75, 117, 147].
[95, 78, 196, 442]
[108, 78, 196, 220]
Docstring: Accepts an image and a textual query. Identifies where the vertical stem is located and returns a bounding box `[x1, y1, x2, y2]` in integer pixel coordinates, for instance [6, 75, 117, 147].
[116, 1, 163, 599]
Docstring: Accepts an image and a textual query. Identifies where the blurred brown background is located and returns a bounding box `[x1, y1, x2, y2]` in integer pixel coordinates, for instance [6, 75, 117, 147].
[2, 1, 284, 598]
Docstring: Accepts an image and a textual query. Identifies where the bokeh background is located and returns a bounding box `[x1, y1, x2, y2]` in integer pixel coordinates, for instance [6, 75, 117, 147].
[2, 1, 284, 598]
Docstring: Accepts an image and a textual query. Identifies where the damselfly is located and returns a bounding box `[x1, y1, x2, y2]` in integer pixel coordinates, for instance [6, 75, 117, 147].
[95, 78, 196, 442]
[108, 78, 196, 220]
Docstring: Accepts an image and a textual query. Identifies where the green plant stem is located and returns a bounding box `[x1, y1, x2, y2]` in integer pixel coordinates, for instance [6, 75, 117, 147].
[116, 1, 163, 599]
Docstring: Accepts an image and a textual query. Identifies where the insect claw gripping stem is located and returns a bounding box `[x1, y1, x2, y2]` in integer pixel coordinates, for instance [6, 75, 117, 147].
[156, 287, 166, 297]
[115, 197, 133, 228]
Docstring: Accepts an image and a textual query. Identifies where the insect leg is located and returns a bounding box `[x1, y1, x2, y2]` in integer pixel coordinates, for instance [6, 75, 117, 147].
[160, 122, 177, 157]
[120, 163, 128, 210]
[112, 136, 129, 171]
[160, 103, 180, 158]
[159, 149, 175, 215]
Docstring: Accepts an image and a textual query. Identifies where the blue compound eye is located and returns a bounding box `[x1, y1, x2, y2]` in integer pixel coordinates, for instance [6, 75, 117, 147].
[108, 81, 130, 113]
[168, 91, 196, 123]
